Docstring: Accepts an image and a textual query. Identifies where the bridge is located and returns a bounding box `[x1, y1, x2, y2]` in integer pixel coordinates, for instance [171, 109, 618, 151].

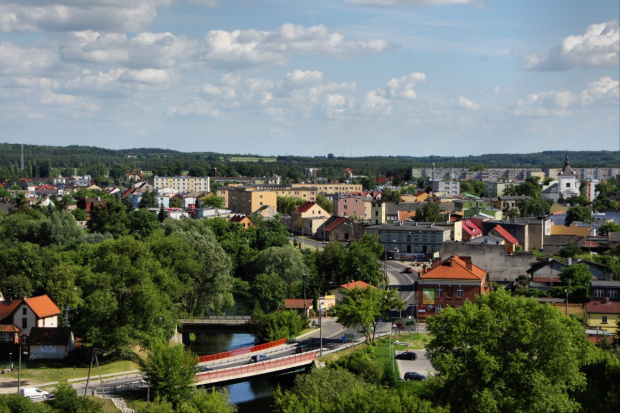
[180, 315, 251, 328]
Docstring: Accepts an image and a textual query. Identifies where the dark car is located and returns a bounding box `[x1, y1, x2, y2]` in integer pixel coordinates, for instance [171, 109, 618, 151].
[249, 354, 270, 363]
[295, 344, 309, 353]
[404, 372, 427, 381]
[195, 365, 212, 373]
[402, 267, 414, 273]
[395, 351, 418, 360]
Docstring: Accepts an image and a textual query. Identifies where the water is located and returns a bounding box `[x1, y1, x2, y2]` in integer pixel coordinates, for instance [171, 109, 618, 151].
[187, 330, 298, 412]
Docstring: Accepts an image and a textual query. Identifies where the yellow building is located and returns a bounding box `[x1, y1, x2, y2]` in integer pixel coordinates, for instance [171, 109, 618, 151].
[583, 300, 620, 332]
[227, 187, 278, 215]
[550, 223, 591, 237]
[292, 182, 362, 195]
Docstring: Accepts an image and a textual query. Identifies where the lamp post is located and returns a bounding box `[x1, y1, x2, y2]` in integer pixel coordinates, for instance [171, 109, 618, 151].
[565, 289, 568, 316]
[302, 274, 307, 319]
[8, 353, 11, 371]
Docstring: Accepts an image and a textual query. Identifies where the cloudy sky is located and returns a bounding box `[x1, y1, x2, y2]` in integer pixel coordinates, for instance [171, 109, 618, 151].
[0, 0, 618, 157]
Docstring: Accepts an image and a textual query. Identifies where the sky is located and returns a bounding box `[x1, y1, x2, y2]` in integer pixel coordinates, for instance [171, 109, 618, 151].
[0, 0, 618, 158]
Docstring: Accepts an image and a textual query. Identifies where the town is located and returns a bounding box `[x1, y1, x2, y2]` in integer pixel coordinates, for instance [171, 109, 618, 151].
[0, 146, 618, 412]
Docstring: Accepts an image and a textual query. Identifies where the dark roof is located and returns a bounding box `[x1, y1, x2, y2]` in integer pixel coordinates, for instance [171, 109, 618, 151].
[526, 258, 567, 274]
[558, 155, 577, 176]
[27, 327, 73, 345]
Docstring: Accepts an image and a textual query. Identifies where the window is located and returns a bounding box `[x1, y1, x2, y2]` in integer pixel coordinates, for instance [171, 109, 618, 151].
[22, 308, 27, 315]
[594, 289, 604, 298]
[457, 285, 464, 298]
[609, 290, 618, 299]
[387, 235, 392, 241]
[436, 305, 442, 315]
[398, 235, 402, 241]
[437, 285, 443, 297]
[602, 316, 608, 324]
[566, 183, 570, 188]
[22, 318, 27, 328]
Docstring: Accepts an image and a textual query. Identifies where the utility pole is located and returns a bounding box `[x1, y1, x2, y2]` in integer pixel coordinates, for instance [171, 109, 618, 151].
[17, 345, 21, 394]
[94, 349, 109, 413]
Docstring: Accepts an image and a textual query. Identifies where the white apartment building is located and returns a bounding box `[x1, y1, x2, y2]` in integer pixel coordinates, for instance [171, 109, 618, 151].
[153, 176, 210, 192]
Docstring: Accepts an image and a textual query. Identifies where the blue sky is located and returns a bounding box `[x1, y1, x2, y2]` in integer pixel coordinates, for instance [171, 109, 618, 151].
[0, 0, 618, 157]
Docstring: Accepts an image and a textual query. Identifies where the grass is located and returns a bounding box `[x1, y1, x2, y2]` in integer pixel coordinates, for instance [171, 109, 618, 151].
[1, 356, 140, 385]
[228, 156, 277, 163]
[392, 332, 431, 349]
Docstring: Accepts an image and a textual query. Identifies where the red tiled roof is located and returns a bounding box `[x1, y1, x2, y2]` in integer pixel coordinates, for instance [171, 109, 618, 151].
[27, 327, 73, 345]
[295, 201, 316, 213]
[230, 215, 248, 223]
[0, 300, 21, 323]
[24, 295, 61, 318]
[325, 216, 349, 232]
[0, 324, 20, 333]
[339, 281, 376, 289]
[420, 255, 487, 281]
[491, 225, 520, 246]
[584, 300, 620, 314]
[398, 211, 416, 221]
[284, 299, 313, 309]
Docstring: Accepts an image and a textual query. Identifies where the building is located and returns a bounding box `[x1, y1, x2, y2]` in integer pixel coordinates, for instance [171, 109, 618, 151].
[416, 255, 489, 319]
[316, 217, 362, 242]
[333, 196, 369, 220]
[28, 327, 76, 360]
[542, 156, 581, 202]
[290, 202, 330, 233]
[227, 186, 279, 215]
[153, 176, 210, 192]
[583, 299, 620, 333]
[0, 295, 61, 341]
[291, 182, 362, 195]
[432, 180, 460, 197]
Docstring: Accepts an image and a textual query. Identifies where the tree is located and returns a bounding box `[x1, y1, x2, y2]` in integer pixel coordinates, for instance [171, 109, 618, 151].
[52, 382, 103, 412]
[203, 195, 225, 209]
[565, 206, 592, 226]
[141, 342, 198, 407]
[335, 287, 404, 343]
[169, 196, 183, 208]
[249, 309, 308, 343]
[129, 208, 161, 239]
[316, 194, 333, 214]
[251, 246, 308, 298]
[139, 191, 159, 209]
[552, 263, 593, 301]
[559, 241, 582, 258]
[382, 188, 402, 203]
[252, 273, 287, 313]
[422, 202, 444, 222]
[599, 221, 620, 236]
[426, 289, 594, 413]
[87, 198, 130, 237]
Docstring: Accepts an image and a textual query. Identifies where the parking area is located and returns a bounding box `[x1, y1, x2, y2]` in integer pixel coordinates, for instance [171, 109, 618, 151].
[395, 349, 434, 380]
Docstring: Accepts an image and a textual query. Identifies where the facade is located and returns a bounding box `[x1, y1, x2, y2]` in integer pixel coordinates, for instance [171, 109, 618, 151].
[432, 180, 460, 197]
[333, 196, 368, 220]
[316, 217, 362, 242]
[0, 295, 61, 341]
[290, 202, 330, 233]
[481, 217, 551, 251]
[153, 176, 210, 192]
[591, 281, 620, 302]
[364, 222, 461, 258]
[583, 299, 620, 333]
[28, 327, 76, 360]
[227, 187, 279, 215]
[416, 255, 489, 319]
[291, 182, 362, 195]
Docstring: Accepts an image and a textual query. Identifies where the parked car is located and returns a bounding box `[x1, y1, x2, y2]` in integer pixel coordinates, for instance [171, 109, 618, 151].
[395, 351, 418, 360]
[404, 372, 427, 381]
[249, 354, 270, 363]
[19, 387, 50, 399]
[402, 267, 414, 273]
[295, 344, 309, 353]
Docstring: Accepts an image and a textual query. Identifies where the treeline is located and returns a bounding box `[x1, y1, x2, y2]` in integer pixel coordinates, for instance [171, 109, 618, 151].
[0, 143, 617, 184]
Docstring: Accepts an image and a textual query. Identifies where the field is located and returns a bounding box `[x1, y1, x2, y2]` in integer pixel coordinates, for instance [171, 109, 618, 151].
[227, 156, 277, 163]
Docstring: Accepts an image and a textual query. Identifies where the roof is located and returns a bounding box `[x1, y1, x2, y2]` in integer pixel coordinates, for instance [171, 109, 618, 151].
[24, 295, 61, 318]
[558, 155, 577, 177]
[491, 224, 520, 246]
[324, 216, 349, 232]
[531, 276, 562, 284]
[0, 324, 20, 333]
[27, 327, 73, 345]
[420, 255, 487, 281]
[284, 299, 313, 309]
[584, 300, 620, 315]
[0, 300, 21, 323]
[295, 201, 317, 213]
[339, 280, 375, 289]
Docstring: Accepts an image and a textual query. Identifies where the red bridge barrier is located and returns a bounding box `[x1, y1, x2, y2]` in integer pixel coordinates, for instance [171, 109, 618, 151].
[198, 338, 287, 363]
[194, 352, 317, 384]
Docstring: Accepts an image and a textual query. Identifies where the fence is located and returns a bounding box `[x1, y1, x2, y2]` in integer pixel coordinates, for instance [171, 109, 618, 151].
[198, 338, 287, 363]
[194, 352, 317, 384]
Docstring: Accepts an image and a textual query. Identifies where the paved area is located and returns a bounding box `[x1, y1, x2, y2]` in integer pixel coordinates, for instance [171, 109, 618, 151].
[395, 349, 434, 380]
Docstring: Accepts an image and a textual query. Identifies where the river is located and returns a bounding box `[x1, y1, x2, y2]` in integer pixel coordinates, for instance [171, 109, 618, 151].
[186, 330, 297, 413]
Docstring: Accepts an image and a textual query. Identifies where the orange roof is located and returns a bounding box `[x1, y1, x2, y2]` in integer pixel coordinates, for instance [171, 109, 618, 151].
[340, 280, 375, 289]
[24, 295, 61, 318]
[295, 201, 317, 213]
[584, 300, 620, 315]
[0, 324, 20, 333]
[284, 299, 313, 309]
[420, 255, 487, 281]
[491, 225, 520, 246]
[0, 300, 21, 322]
[398, 211, 416, 221]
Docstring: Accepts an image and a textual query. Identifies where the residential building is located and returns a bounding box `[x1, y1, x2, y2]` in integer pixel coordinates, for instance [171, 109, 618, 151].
[153, 176, 210, 192]
[252, 205, 277, 220]
[591, 281, 620, 302]
[0, 295, 61, 340]
[329, 281, 375, 302]
[291, 182, 362, 195]
[432, 180, 460, 197]
[583, 299, 620, 333]
[416, 255, 489, 319]
[28, 327, 76, 360]
[227, 186, 279, 215]
[284, 299, 313, 318]
[488, 224, 521, 254]
[481, 217, 551, 251]
[230, 215, 254, 229]
[333, 196, 369, 220]
[316, 217, 362, 242]
[290, 202, 330, 233]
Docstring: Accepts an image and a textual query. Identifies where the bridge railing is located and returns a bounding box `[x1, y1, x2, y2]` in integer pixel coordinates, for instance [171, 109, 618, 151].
[198, 338, 287, 363]
[195, 352, 317, 383]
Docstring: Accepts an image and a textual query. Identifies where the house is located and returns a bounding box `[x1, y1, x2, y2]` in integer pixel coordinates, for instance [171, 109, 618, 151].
[461, 219, 482, 241]
[230, 215, 253, 229]
[252, 205, 277, 220]
[0, 295, 61, 340]
[590, 281, 620, 302]
[333, 196, 369, 221]
[284, 299, 313, 318]
[290, 202, 329, 233]
[416, 255, 490, 319]
[583, 299, 620, 333]
[542, 156, 581, 202]
[488, 224, 521, 254]
[28, 327, 76, 360]
[329, 281, 375, 302]
[316, 217, 361, 242]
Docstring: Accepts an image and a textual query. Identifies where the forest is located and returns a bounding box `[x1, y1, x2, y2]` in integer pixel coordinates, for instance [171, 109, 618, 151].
[0, 143, 618, 184]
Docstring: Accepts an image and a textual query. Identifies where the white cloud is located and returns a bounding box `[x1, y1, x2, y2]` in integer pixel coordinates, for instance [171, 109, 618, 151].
[199, 23, 390, 67]
[0, 1, 172, 33]
[0, 42, 60, 76]
[386, 72, 426, 99]
[187, 0, 219, 6]
[514, 77, 618, 116]
[443, 96, 480, 110]
[361, 90, 392, 115]
[344, 0, 480, 6]
[59, 31, 196, 69]
[519, 21, 619, 70]
[167, 97, 222, 117]
[286, 70, 325, 86]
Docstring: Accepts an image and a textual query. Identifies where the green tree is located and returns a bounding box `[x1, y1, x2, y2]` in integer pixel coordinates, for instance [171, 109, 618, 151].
[184, 388, 238, 413]
[335, 287, 404, 343]
[251, 246, 309, 298]
[551, 263, 593, 301]
[87, 198, 130, 237]
[316, 194, 333, 214]
[52, 382, 103, 412]
[252, 273, 287, 313]
[139, 191, 159, 209]
[203, 195, 225, 209]
[249, 309, 308, 343]
[141, 342, 198, 407]
[426, 289, 594, 413]
[277, 196, 304, 215]
[169, 197, 183, 208]
[422, 202, 444, 222]
[128, 208, 161, 239]
[565, 206, 592, 226]
[382, 187, 402, 203]
[559, 241, 582, 258]
[0, 393, 49, 412]
[599, 221, 620, 235]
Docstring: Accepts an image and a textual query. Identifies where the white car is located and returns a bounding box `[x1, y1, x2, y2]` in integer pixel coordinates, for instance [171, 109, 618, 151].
[19, 387, 50, 399]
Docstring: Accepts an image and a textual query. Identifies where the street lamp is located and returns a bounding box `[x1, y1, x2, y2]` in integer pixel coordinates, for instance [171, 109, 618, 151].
[565, 289, 568, 316]
[8, 353, 11, 371]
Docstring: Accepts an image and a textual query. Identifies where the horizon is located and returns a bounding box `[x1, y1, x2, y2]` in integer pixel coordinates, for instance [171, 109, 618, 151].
[0, 1, 618, 157]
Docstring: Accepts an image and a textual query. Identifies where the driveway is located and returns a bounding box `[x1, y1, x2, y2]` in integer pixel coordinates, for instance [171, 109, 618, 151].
[395, 348, 434, 380]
